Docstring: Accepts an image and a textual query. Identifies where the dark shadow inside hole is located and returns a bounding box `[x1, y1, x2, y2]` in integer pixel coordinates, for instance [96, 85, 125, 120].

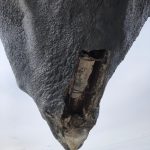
[80, 49, 107, 60]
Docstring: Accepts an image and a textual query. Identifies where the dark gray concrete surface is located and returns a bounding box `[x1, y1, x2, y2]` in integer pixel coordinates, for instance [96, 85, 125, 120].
[0, 0, 149, 149]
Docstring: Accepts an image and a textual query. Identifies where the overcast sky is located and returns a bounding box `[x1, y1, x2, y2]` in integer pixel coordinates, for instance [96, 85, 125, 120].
[0, 18, 150, 150]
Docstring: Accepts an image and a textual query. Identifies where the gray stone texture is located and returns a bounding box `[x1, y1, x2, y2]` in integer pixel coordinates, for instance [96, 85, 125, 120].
[0, 0, 149, 149]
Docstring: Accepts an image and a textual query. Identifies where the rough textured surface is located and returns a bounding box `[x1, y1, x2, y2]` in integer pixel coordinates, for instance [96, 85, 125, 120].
[0, 0, 150, 149]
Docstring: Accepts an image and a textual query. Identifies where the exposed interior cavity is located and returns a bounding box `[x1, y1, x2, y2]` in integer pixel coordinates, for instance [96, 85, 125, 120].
[63, 49, 108, 117]
[80, 49, 107, 60]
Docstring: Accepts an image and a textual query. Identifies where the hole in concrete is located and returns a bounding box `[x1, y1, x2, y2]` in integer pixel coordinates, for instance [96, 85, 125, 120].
[80, 49, 107, 60]
[63, 49, 108, 117]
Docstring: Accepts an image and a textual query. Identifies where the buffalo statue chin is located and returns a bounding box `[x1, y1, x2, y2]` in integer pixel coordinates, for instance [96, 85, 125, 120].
[0, 1, 149, 150]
